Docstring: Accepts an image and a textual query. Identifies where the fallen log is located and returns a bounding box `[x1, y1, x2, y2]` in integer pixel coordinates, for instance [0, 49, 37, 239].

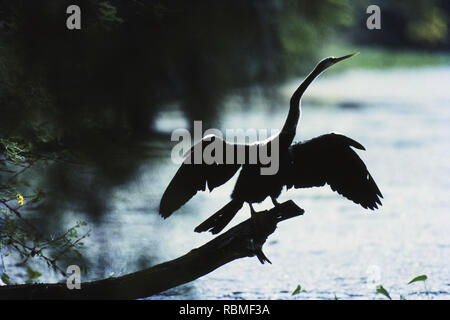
[0, 200, 304, 299]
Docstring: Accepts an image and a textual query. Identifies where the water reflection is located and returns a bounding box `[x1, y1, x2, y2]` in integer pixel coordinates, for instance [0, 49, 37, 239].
[5, 66, 449, 299]
[118, 67, 450, 299]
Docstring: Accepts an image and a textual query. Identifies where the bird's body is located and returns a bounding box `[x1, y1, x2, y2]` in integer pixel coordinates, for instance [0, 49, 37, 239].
[160, 54, 382, 234]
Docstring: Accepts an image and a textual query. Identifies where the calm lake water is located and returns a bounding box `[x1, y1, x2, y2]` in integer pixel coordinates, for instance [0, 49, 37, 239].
[7, 66, 450, 299]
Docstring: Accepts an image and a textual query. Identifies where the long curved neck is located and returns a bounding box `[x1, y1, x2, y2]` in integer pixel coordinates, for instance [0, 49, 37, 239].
[280, 64, 325, 143]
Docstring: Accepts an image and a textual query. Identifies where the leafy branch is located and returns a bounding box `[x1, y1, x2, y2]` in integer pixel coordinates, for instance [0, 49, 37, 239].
[0, 137, 90, 284]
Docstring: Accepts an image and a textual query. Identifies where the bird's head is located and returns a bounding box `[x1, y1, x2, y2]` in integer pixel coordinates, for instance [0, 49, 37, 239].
[317, 52, 359, 71]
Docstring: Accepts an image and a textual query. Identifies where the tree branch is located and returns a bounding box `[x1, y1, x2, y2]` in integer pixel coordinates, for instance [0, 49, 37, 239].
[0, 200, 304, 300]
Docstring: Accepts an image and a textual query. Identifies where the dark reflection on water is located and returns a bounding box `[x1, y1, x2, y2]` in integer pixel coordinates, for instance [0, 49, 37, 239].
[5, 67, 450, 299]
[1, 1, 333, 244]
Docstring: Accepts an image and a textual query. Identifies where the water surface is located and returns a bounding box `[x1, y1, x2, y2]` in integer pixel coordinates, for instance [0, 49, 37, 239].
[18, 67, 450, 300]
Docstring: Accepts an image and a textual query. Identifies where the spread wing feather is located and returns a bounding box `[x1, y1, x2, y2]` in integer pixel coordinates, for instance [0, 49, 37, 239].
[286, 133, 383, 209]
[159, 135, 242, 218]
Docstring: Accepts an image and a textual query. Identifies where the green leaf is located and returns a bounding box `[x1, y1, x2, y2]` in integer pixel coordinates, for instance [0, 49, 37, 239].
[1, 272, 10, 285]
[25, 266, 42, 284]
[292, 284, 301, 296]
[376, 285, 392, 300]
[408, 275, 427, 285]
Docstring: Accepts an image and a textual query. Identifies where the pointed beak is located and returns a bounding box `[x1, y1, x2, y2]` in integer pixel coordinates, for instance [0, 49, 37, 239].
[333, 52, 359, 64]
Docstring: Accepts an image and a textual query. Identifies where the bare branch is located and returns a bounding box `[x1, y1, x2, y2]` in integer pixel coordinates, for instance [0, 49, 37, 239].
[0, 200, 304, 299]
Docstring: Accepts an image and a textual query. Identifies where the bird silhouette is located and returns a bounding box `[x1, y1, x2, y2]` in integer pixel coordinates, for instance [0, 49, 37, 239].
[159, 53, 382, 234]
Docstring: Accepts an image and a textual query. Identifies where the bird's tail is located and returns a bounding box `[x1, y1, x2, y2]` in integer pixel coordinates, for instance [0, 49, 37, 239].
[194, 199, 243, 234]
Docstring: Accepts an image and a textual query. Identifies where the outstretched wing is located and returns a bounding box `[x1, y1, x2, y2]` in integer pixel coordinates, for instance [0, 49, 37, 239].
[159, 135, 243, 218]
[285, 133, 383, 209]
